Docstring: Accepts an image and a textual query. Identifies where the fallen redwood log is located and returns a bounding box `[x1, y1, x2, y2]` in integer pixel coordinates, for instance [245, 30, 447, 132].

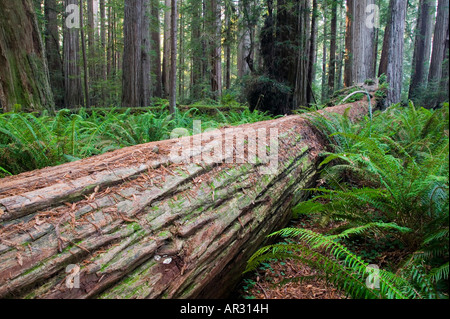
[0, 98, 373, 299]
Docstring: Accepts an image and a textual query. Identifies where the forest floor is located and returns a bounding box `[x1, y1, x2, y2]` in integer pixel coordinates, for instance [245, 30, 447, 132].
[236, 215, 348, 299]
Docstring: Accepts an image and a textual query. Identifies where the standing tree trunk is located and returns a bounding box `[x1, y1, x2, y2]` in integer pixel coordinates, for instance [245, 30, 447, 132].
[428, 0, 450, 105]
[0, 0, 55, 112]
[293, 0, 311, 108]
[321, 2, 328, 102]
[328, 1, 338, 96]
[44, 0, 64, 109]
[169, 0, 178, 114]
[206, 0, 222, 100]
[307, 0, 318, 106]
[379, 0, 408, 107]
[409, 0, 436, 101]
[190, 0, 203, 100]
[150, 0, 163, 98]
[345, 0, 376, 86]
[64, 0, 83, 108]
[141, 0, 152, 107]
[80, 2, 90, 108]
[122, 0, 143, 107]
[163, 0, 171, 98]
[99, 0, 107, 104]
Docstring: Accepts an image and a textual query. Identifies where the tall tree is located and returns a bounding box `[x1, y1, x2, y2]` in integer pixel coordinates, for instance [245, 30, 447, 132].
[64, 0, 84, 108]
[150, 0, 163, 98]
[379, 0, 408, 107]
[44, 0, 64, 108]
[345, 0, 377, 86]
[162, 0, 171, 98]
[307, 0, 318, 105]
[328, 0, 338, 96]
[207, 0, 223, 99]
[169, 0, 178, 114]
[80, 0, 90, 108]
[0, 0, 55, 112]
[293, 0, 311, 107]
[190, 0, 203, 100]
[409, 0, 436, 100]
[428, 0, 450, 104]
[122, 0, 152, 107]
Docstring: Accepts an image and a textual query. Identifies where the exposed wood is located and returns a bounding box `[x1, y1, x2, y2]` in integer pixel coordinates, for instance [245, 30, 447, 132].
[0, 97, 374, 299]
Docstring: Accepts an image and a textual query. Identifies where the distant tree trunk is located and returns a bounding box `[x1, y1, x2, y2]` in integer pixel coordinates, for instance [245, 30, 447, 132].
[122, 0, 143, 107]
[207, 0, 222, 99]
[0, 0, 55, 112]
[64, 0, 84, 108]
[379, 0, 407, 107]
[87, 0, 96, 85]
[45, 0, 64, 108]
[224, 3, 232, 90]
[293, 0, 311, 107]
[190, 0, 202, 100]
[409, 0, 436, 100]
[428, 0, 450, 105]
[150, 0, 163, 98]
[328, 1, 338, 96]
[321, 2, 328, 101]
[345, 0, 376, 86]
[141, 0, 152, 107]
[307, 0, 318, 105]
[99, 0, 107, 103]
[163, 0, 171, 98]
[179, 0, 185, 100]
[80, 2, 90, 108]
[336, 1, 345, 90]
[169, 0, 178, 114]
[344, 0, 354, 87]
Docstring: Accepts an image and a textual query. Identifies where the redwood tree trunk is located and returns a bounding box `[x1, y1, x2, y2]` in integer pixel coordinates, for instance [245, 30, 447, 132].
[380, 0, 407, 107]
[64, 0, 83, 108]
[45, 0, 64, 108]
[0, 98, 374, 299]
[409, 0, 436, 100]
[0, 0, 55, 112]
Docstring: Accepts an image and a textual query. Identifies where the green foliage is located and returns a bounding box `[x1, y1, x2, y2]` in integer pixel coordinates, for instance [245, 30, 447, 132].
[0, 105, 268, 176]
[247, 103, 449, 299]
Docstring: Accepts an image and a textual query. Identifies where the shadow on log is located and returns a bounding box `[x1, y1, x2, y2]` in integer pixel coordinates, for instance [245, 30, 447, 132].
[0, 97, 374, 299]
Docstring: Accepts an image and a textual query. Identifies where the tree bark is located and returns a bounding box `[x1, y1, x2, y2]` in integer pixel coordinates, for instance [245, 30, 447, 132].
[163, 0, 171, 98]
[0, 0, 55, 112]
[379, 0, 407, 107]
[0, 97, 373, 299]
[428, 0, 450, 105]
[150, 0, 163, 98]
[169, 0, 178, 114]
[207, 0, 223, 100]
[328, 1, 338, 96]
[345, 0, 377, 86]
[63, 0, 83, 108]
[409, 0, 436, 100]
[45, 0, 64, 109]
[122, 0, 152, 108]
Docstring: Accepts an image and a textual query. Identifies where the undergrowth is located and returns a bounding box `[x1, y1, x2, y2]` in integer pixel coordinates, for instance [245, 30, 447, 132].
[0, 106, 273, 177]
[246, 102, 449, 299]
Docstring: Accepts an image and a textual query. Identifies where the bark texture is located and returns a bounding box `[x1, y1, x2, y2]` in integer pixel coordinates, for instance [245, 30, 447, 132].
[0, 0, 55, 112]
[0, 100, 373, 299]
[345, 0, 377, 86]
[380, 0, 407, 107]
